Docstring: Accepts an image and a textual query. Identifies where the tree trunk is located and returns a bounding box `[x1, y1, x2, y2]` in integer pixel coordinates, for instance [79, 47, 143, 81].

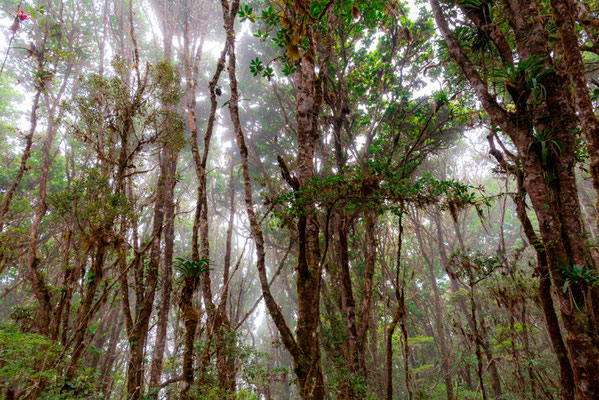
[125, 152, 166, 400]
[356, 211, 377, 375]
[469, 283, 488, 400]
[100, 318, 123, 398]
[333, 208, 359, 398]
[67, 244, 107, 378]
[550, 0, 599, 221]
[293, 14, 325, 399]
[385, 307, 400, 400]
[215, 159, 238, 395]
[512, 169, 575, 400]
[180, 278, 199, 400]
[148, 10, 178, 395]
[26, 105, 62, 336]
[414, 217, 454, 400]
[148, 147, 178, 398]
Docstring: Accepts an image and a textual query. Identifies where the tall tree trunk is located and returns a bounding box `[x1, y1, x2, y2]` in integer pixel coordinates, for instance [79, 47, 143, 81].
[26, 61, 77, 335]
[179, 278, 199, 400]
[356, 211, 377, 375]
[223, 0, 323, 398]
[148, 147, 178, 397]
[222, 159, 236, 317]
[25, 115, 56, 334]
[385, 307, 400, 400]
[414, 216, 454, 400]
[511, 166, 575, 400]
[215, 158, 238, 394]
[186, 8, 236, 392]
[176, 2, 214, 395]
[550, 0, 599, 220]
[52, 227, 73, 340]
[386, 211, 412, 400]
[292, 6, 325, 397]
[148, 11, 178, 396]
[125, 149, 166, 400]
[333, 208, 359, 399]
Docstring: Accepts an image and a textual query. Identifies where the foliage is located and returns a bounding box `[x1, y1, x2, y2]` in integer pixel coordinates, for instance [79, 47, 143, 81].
[489, 56, 553, 107]
[560, 263, 599, 293]
[528, 128, 564, 165]
[0, 325, 100, 399]
[0, 0, 592, 398]
[174, 257, 211, 279]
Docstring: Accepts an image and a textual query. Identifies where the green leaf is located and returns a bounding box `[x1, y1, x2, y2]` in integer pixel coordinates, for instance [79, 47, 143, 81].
[174, 257, 211, 278]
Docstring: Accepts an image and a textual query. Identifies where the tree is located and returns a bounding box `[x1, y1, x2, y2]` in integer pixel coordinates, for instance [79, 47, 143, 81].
[430, 0, 599, 396]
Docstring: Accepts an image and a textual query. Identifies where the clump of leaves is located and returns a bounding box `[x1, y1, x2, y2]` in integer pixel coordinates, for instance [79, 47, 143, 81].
[174, 257, 210, 279]
[490, 55, 553, 106]
[33, 70, 53, 90]
[560, 264, 599, 293]
[450, 249, 502, 284]
[527, 127, 563, 165]
[238, 3, 310, 79]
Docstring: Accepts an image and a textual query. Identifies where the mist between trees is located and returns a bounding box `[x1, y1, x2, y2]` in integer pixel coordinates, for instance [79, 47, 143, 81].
[0, 0, 598, 399]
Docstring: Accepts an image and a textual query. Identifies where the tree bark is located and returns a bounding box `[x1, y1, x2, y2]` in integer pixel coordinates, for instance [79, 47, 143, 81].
[333, 208, 359, 398]
[147, 6, 178, 394]
[550, 0, 599, 221]
[292, 7, 325, 397]
[356, 211, 377, 375]
[148, 147, 178, 397]
[511, 164, 575, 400]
